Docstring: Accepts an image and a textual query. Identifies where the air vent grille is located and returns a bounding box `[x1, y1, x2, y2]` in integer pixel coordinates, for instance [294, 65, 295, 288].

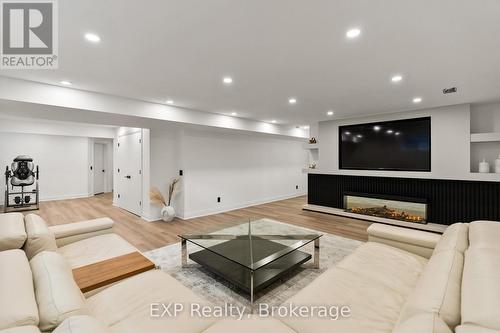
[443, 87, 457, 94]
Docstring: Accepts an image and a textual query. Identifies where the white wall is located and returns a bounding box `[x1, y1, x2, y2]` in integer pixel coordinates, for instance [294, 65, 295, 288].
[147, 126, 308, 220]
[148, 128, 182, 219]
[316, 104, 475, 181]
[0, 117, 117, 206]
[181, 129, 307, 218]
[470, 102, 500, 133]
[0, 132, 90, 204]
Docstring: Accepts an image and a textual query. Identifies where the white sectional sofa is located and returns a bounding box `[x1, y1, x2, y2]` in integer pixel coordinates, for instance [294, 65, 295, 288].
[21, 213, 137, 267]
[0, 212, 499, 333]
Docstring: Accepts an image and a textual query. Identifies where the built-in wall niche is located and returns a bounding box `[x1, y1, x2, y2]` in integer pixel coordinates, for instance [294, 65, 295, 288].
[470, 103, 500, 175]
[303, 143, 319, 173]
[470, 142, 500, 173]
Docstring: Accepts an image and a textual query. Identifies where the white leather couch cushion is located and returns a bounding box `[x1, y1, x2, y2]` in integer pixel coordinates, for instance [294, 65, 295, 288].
[24, 214, 57, 260]
[57, 233, 136, 268]
[461, 248, 500, 331]
[337, 242, 428, 296]
[456, 325, 500, 333]
[0, 327, 41, 333]
[433, 223, 469, 254]
[392, 313, 452, 333]
[398, 249, 463, 329]
[367, 224, 441, 258]
[49, 218, 114, 247]
[30, 251, 88, 332]
[0, 213, 26, 251]
[468, 221, 500, 250]
[52, 316, 110, 333]
[281, 242, 427, 333]
[0, 250, 39, 330]
[202, 316, 296, 333]
[87, 270, 216, 333]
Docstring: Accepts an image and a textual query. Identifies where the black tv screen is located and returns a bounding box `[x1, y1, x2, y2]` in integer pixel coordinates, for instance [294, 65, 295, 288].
[339, 117, 431, 171]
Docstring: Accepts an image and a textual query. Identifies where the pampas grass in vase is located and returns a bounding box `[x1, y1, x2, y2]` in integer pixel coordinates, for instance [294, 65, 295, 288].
[150, 177, 180, 222]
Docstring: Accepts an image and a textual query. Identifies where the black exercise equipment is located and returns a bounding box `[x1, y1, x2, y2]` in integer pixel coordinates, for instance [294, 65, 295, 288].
[4, 155, 39, 213]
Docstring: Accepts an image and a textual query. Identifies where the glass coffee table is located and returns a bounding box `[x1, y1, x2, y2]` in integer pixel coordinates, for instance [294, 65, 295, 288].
[179, 218, 322, 304]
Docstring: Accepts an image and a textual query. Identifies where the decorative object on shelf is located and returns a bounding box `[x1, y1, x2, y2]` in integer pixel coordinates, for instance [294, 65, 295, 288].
[479, 158, 490, 173]
[496, 155, 500, 173]
[309, 162, 317, 169]
[309, 137, 317, 144]
[149, 177, 180, 222]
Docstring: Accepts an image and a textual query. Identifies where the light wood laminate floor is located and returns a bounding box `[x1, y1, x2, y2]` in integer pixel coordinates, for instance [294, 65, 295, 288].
[18, 193, 371, 252]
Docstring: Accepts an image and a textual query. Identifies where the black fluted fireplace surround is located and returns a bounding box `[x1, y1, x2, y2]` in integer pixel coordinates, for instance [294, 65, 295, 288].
[308, 174, 500, 225]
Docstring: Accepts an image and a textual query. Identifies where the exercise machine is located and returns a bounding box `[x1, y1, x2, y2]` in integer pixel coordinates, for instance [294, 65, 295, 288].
[4, 155, 39, 213]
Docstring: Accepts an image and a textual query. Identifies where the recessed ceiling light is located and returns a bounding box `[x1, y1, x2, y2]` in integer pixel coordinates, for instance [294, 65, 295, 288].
[327, 110, 334, 116]
[288, 98, 297, 104]
[373, 125, 381, 131]
[386, 129, 394, 134]
[346, 28, 361, 39]
[391, 75, 403, 83]
[166, 99, 174, 105]
[345, 131, 351, 135]
[356, 134, 363, 138]
[395, 132, 401, 136]
[84, 33, 101, 43]
[231, 112, 237, 116]
[60, 80, 72, 86]
[271, 120, 277, 123]
[223, 77, 233, 84]
[413, 97, 422, 103]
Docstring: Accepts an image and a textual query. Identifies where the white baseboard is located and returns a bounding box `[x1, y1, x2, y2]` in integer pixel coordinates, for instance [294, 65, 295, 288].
[0, 193, 91, 206]
[42, 190, 113, 203]
[141, 192, 306, 222]
[141, 211, 185, 222]
[182, 192, 307, 220]
[40, 194, 91, 202]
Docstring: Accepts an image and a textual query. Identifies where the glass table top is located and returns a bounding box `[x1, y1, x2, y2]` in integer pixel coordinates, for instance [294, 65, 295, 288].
[179, 218, 322, 271]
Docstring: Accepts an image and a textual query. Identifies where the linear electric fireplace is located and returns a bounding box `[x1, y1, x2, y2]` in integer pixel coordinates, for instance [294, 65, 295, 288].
[344, 193, 427, 224]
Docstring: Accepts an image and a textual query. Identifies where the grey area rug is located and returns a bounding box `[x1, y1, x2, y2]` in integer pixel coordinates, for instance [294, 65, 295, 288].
[144, 219, 362, 311]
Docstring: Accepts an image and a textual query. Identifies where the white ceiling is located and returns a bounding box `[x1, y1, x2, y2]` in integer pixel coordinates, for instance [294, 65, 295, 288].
[2, 0, 500, 125]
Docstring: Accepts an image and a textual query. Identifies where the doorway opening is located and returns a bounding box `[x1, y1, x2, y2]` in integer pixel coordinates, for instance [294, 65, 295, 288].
[91, 139, 113, 196]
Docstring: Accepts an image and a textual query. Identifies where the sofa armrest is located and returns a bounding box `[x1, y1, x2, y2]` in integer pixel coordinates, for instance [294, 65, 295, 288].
[0, 326, 42, 333]
[49, 217, 114, 247]
[367, 224, 441, 259]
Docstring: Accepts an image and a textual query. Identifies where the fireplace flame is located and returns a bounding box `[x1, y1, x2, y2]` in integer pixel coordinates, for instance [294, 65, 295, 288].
[347, 205, 425, 223]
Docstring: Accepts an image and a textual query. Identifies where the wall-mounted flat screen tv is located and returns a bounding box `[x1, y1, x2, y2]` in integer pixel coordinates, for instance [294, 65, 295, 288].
[339, 117, 431, 171]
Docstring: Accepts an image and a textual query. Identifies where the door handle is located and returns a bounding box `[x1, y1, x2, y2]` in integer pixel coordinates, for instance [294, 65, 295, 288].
[125, 175, 131, 179]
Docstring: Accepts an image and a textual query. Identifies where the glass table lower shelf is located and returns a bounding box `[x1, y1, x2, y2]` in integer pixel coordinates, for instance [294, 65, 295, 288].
[179, 218, 322, 304]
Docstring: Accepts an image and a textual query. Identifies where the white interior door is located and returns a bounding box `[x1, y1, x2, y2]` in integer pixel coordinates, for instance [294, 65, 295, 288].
[93, 143, 105, 194]
[116, 131, 142, 216]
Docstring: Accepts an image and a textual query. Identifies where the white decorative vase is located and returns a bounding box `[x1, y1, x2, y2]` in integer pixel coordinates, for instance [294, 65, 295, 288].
[479, 159, 490, 173]
[495, 155, 500, 173]
[160, 205, 175, 222]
